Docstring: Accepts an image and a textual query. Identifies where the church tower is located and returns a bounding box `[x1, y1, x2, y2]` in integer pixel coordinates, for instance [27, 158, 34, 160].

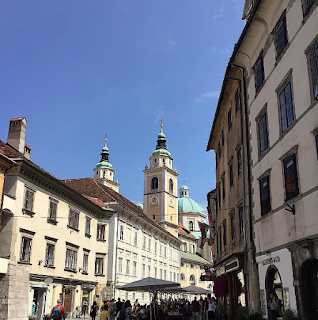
[143, 122, 179, 237]
[93, 137, 119, 192]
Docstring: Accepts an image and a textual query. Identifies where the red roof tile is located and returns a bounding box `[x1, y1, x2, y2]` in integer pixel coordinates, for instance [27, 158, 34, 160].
[0, 140, 23, 158]
[178, 222, 195, 238]
[84, 195, 108, 207]
[64, 178, 179, 241]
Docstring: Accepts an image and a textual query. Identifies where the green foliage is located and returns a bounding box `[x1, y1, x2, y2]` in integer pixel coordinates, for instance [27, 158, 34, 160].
[247, 312, 263, 320]
[237, 306, 249, 320]
[282, 309, 298, 320]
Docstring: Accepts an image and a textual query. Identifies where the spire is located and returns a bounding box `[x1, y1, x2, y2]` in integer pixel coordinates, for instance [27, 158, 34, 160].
[152, 119, 171, 157]
[96, 135, 113, 169]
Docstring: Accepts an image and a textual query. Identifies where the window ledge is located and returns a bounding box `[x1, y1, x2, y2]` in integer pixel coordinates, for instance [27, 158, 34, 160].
[64, 268, 77, 273]
[82, 271, 88, 275]
[85, 233, 91, 238]
[47, 218, 58, 226]
[18, 261, 32, 265]
[67, 225, 79, 232]
[97, 239, 106, 242]
[22, 209, 35, 217]
[95, 274, 105, 277]
[44, 265, 55, 269]
[285, 194, 301, 205]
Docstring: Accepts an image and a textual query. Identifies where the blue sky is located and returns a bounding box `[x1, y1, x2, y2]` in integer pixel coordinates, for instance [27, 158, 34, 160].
[0, 0, 246, 211]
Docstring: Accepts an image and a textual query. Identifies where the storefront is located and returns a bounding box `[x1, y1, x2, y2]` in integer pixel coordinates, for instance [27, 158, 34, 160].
[256, 248, 296, 318]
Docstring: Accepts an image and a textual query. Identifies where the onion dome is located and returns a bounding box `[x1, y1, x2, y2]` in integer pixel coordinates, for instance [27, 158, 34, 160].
[152, 121, 171, 157]
[178, 184, 204, 214]
[96, 138, 113, 169]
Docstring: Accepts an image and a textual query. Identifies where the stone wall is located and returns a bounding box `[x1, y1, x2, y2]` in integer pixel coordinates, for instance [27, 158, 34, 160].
[0, 263, 29, 320]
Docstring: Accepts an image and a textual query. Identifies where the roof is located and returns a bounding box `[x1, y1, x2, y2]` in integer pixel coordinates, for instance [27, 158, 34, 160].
[10, 117, 26, 122]
[180, 251, 213, 266]
[64, 178, 179, 241]
[0, 140, 24, 158]
[190, 231, 202, 240]
[180, 185, 189, 190]
[84, 195, 108, 207]
[178, 197, 204, 214]
[178, 222, 195, 238]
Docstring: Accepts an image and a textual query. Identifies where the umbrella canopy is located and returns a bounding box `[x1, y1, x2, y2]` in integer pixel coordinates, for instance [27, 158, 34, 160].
[118, 277, 180, 292]
[158, 286, 186, 293]
[183, 285, 212, 295]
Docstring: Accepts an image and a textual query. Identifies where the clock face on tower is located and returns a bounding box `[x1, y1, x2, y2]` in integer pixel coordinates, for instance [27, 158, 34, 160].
[169, 196, 174, 207]
[150, 195, 159, 206]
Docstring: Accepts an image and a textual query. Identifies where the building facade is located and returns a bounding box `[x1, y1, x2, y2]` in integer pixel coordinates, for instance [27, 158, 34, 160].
[240, 1, 318, 319]
[0, 119, 114, 320]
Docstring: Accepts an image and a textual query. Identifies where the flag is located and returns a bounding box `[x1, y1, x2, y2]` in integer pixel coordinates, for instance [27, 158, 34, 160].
[198, 221, 209, 249]
[197, 237, 207, 249]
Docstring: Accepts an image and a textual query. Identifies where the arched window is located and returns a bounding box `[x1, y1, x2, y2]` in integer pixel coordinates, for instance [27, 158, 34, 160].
[151, 177, 158, 190]
[190, 275, 195, 285]
[189, 221, 194, 231]
[180, 273, 185, 281]
[169, 179, 173, 193]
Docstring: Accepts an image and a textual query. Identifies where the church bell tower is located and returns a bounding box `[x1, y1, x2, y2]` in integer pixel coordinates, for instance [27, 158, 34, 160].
[143, 122, 179, 237]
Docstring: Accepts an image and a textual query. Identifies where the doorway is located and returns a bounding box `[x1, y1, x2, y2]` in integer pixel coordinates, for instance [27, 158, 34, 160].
[265, 266, 284, 314]
[32, 288, 47, 320]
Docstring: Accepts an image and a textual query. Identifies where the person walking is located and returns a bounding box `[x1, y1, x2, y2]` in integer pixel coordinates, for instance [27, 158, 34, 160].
[100, 304, 109, 320]
[82, 299, 88, 316]
[191, 297, 201, 320]
[90, 301, 98, 320]
[51, 299, 65, 320]
[116, 298, 124, 313]
[205, 295, 216, 320]
[268, 293, 279, 320]
[109, 299, 116, 320]
[124, 300, 133, 320]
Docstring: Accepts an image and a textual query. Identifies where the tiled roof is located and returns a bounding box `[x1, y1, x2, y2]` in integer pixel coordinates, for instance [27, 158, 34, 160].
[84, 195, 109, 207]
[64, 178, 179, 241]
[0, 140, 23, 158]
[178, 222, 195, 238]
[180, 251, 213, 266]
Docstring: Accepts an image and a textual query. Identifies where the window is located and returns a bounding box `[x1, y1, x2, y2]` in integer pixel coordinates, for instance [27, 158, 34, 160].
[190, 275, 195, 285]
[223, 221, 227, 247]
[160, 244, 162, 256]
[119, 225, 124, 240]
[134, 231, 138, 246]
[143, 235, 146, 249]
[257, 112, 269, 153]
[228, 108, 232, 130]
[148, 238, 151, 251]
[97, 224, 105, 241]
[230, 215, 235, 241]
[302, 0, 316, 15]
[154, 267, 157, 278]
[83, 253, 88, 273]
[169, 179, 173, 193]
[189, 221, 194, 231]
[155, 241, 157, 254]
[182, 242, 187, 252]
[65, 249, 77, 271]
[254, 55, 265, 92]
[164, 246, 167, 257]
[239, 207, 244, 234]
[133, 261, 137, 276]
[160, 269, 163, 279]
[151, 177, 158, 190]
[164, 270, 167, 280]
[85, 217, 91, 236]
[222, 176, 225, 201]
[20, 237, 32, 262]
[174, 272, 176, 282]
[237, 148, 242, 175]
[308, 41, 318, 100]
[48, 199, 57, 220]
[274, 15, 288, 57]
[95, 257, 104, 275]
[181, 273, 185, 281]
[45, 243, 55, 267]
[279, 82, 294, 133]
[235, 87, 241, 112]
[283, 154, 299, 200]
[170, 248, 172, 259]
[142, 264, 146, 277]
[260, 175, 271, 215]
[118, 258, 123, 273]
[229, 163, 233, 187]
[148, 265, 151, 277]
[24, 188, 34, 212]
[217, 185, 221, 208]
[218, 228, 222, 253]
[222, 130, 224, 147]
[68, 208, 79, 230]
[126, 260, 130, 275]
[170, 271, 172, 281]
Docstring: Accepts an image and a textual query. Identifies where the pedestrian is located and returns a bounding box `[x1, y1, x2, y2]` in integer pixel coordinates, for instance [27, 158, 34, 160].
[101, 301, 107, 311]
[100, 304, 109, 320]
[205, 295, 216, 320]
[191, 297, 201, 320]
[90, 301, 98, 320]
[109, 299, 116, 320]
[51, 299, 65, 320]
[268, 293, 279, 320]
[124, 300, 133, 320]
[83, 299, 88, 316]
[116, 298, 124, 313]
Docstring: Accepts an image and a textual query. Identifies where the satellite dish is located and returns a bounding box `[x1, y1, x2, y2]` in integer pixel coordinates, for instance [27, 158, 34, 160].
[44, 277, 53, 284]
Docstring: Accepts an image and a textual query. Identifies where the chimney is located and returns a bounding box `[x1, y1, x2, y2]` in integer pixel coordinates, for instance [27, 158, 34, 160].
[7, 117, 31, 159]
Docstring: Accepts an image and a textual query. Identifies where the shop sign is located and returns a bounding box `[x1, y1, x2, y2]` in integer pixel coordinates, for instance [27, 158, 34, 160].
[216, 266, 225, 277]
[262, 256, 280, 265]
[225, 260, 239, 272]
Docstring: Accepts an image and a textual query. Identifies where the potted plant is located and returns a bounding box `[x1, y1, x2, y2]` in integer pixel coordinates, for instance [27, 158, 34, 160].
[282, 309, 298, 320]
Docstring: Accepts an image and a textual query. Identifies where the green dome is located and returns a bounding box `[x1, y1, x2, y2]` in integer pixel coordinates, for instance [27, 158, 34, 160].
[152, 148, 171, 156]
[96, 161, 113, 169]
[178, 197, 204, 214]
[135, 202, 144, 210]
[180, 185, 189, 190]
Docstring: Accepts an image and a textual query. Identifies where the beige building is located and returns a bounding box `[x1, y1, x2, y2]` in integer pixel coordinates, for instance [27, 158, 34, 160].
[0, 118, 114, 320]
[239, 1, 318, 319]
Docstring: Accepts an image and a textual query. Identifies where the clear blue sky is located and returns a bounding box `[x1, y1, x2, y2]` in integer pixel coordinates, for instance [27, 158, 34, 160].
[0, 0, 246, 211]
